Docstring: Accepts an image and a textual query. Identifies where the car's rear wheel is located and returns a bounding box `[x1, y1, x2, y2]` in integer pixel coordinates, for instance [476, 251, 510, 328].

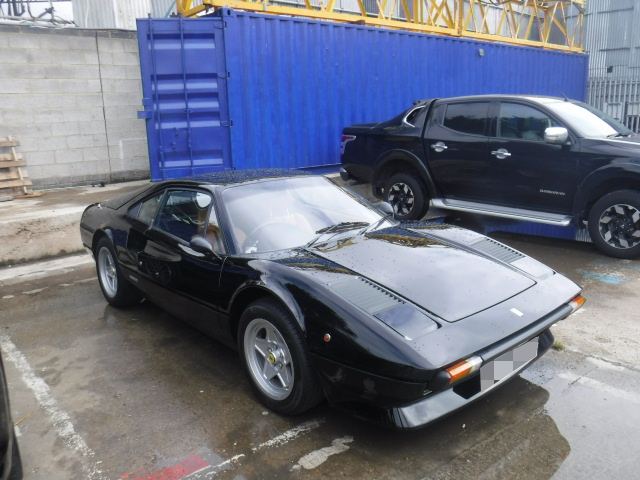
[238, 298, 323, 415]
[385, 173, 429, 220]
[588, 190, 640, 259]
[95, 237, 142, 307]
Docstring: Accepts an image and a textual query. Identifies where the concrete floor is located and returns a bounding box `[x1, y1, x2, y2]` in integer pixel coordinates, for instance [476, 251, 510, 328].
[2, 195, 640, 479]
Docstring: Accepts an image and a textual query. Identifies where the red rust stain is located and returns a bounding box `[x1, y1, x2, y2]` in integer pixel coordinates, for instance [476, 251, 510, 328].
[120, 455, 210, 480]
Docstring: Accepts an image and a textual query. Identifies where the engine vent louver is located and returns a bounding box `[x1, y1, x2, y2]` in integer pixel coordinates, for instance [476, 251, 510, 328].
[330, 276, 403, 315]
[470, 237, 524, 264]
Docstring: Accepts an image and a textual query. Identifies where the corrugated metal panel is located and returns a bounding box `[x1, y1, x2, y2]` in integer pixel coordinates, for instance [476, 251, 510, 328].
[73, 0, 151, 30]
[222, 9, 587, 171]
[585, 0, 640, 77]
[137, 18, 232, 180]
[137, 10, 587, 179]
[151, 0, 176, 17]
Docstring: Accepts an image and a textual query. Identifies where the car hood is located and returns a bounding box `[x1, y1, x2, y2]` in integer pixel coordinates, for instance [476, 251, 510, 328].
[306, 225, 535, 322]
[582, 135, 640, 155]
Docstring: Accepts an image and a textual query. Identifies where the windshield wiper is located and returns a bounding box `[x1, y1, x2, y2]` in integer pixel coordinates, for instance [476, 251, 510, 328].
[607, 133, 628, 138]
[361, 216, 389, 235]
[305, 221, 369, 248]
[314, 221, 370, 234]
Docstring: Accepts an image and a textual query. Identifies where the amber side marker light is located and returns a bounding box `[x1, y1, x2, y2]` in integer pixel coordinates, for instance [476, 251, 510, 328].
[569, 294, 586, 313]
[445, 356, 483, 385]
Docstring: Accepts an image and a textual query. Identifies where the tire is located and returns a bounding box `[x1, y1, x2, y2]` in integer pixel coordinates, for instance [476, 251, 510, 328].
[384, 172, 429, 221]
[9, 430, 22, 480]
[588, 190, 640, 259]
[238, 298, 323, 415]
[94, 237, 142, 307]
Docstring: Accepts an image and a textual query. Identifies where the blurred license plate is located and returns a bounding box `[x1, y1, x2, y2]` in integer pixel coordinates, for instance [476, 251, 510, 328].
[480, 338, 538, 391]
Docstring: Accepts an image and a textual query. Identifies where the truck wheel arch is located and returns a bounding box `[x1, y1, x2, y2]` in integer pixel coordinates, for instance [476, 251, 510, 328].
[574, 168, 640, 219]
[371, 151, 436, 198]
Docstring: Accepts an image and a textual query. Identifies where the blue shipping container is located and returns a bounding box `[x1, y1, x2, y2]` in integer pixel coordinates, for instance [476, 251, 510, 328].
[137, 9, 588, 181]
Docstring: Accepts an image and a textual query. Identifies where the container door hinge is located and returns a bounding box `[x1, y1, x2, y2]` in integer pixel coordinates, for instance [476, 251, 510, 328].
[221, 120, 233, 127]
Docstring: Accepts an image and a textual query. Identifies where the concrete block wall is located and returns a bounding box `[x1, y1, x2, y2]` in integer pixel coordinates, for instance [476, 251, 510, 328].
[0, 25, 149, 188]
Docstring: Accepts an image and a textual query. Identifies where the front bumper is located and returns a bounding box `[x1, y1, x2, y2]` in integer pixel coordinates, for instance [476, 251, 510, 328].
[314, 325, 555, 430]
[385, 329, 553, 429]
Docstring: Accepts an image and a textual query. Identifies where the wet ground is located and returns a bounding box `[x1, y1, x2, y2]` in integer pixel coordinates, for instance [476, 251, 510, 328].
[2, 207, 640, 479]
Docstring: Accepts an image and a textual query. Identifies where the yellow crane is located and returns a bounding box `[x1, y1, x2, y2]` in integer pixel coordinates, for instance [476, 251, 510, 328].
[175, 0, 584, 52]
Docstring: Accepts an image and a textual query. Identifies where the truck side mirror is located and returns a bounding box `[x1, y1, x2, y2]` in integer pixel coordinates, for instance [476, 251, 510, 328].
[544, 127, 569, 145]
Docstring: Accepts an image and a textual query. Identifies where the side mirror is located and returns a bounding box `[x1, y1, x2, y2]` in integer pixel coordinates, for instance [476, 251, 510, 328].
[544, 127, 569, 145]
[377, 201, 395, 218]
[189, 236, 215, 256]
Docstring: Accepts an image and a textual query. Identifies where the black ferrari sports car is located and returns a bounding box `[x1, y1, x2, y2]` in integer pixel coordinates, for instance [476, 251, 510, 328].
[80, 170, 584, 428]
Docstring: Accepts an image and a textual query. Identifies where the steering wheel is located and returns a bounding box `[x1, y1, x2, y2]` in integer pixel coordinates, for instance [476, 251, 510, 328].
[242, 221, 309, 253]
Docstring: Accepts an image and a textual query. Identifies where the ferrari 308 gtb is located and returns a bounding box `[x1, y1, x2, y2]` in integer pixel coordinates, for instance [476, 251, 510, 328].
[80, 170, 584, 428]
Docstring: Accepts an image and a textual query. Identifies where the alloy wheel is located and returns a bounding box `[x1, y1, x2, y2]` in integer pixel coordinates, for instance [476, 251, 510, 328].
[598, 203, 640, 249]
[243, 318, 294, 401]
[388, 182, 415, 217]
[98, 246, 118, 297]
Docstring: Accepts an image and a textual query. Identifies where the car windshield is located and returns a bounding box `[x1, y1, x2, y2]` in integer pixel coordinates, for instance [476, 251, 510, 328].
[545, 101, 632, 138]
[221, 176, 383, 253]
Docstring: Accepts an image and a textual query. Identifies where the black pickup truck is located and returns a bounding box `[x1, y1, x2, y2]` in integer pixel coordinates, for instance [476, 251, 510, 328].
[340, 95, 640, 258]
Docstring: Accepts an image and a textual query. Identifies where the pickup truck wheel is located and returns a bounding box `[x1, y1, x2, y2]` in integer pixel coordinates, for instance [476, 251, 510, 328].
[588, 190, 640, 259]
[385, 173, 429, 220]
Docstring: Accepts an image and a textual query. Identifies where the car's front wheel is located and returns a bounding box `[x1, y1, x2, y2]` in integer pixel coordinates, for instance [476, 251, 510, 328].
[238, 298, 323, 415]
[385, 173, 429, 221]
[95, 237, 142, 307]
[588, 190, 640, 259]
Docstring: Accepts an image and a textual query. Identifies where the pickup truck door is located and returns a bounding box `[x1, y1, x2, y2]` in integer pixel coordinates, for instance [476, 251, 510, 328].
[423, 101, 492, 201]
[487, 101, 578, 213]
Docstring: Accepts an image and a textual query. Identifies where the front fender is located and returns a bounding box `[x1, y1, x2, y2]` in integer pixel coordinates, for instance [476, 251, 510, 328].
[243, 258, 431, 382]
[573, 162, 640, 215]
[229, 278, 306, 332]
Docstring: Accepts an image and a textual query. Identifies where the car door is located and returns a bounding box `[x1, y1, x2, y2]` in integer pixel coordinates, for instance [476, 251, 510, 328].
[131, 188, 228, 339]
[487, 101, 578, 213]
[423, 100, 492, 201]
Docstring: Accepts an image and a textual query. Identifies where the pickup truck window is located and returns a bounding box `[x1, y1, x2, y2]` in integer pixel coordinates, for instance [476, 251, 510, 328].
[498, 103, 558, 142]
[443, 102, 487, 136]
[403, 106, 425, 127]
[546, 101, 626, 138]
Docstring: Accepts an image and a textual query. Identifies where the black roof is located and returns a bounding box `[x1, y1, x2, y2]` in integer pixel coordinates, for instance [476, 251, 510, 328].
[165, 168, 313, 187]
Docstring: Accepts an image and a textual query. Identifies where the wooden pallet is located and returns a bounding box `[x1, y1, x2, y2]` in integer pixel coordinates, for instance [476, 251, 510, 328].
[0, 137, 39, 201]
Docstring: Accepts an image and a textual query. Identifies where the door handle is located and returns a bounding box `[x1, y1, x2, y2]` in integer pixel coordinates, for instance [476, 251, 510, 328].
[430, 141, 448, 153]
[491, 148, 512, 159]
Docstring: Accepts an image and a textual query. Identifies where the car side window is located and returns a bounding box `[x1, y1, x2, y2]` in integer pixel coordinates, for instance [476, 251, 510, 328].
[498, 103, 559, 141]
[155, 190, 212, 243]
[443, 102, 488, 136]
[131, 192, 163, 226]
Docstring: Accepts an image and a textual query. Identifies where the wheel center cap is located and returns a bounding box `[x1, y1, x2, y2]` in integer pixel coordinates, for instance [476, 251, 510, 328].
[267, 352, 277, 365]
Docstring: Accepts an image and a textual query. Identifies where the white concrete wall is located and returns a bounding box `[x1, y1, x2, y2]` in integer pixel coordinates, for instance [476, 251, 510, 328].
[0, 25, 149, 188]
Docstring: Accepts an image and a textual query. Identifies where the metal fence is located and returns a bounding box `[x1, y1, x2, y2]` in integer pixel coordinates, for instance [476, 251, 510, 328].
[589, 72, 640, 133]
